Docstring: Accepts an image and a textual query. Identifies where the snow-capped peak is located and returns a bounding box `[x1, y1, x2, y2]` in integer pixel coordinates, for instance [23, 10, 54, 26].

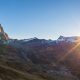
[57, 36, 80, 42]
[21, 37, 38, 42]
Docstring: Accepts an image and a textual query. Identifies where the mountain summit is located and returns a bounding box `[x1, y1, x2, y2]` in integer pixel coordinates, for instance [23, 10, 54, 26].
[0, 24, 9, 40]
[57, 35, 80, 42]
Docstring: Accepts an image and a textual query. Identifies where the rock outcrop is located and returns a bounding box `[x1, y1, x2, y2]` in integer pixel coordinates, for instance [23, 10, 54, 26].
[0, 24, 9, 40]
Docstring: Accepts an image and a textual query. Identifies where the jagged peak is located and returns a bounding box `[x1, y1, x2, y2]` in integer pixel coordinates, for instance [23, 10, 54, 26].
[57, 35, 80, 42]
[0, 24, 9, 40]
[0, 24, 4, 33]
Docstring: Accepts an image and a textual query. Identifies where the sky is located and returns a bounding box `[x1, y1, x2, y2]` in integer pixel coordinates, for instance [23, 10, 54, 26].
[0, 0, 80, 40]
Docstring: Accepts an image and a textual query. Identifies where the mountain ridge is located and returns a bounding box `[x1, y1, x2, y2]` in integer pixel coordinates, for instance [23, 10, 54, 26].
[0, 25, 80, 80]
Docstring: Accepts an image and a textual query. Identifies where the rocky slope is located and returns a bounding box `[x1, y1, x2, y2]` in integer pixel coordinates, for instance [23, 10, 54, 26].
[0, 44, 79, 80]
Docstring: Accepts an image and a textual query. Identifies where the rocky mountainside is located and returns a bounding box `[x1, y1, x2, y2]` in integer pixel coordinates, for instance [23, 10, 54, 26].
[0, 25, 80, 80]
[0, 24, 9, 41]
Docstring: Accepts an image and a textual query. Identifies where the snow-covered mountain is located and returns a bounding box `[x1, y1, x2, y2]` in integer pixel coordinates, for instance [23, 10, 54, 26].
[57, 36, 80, 43]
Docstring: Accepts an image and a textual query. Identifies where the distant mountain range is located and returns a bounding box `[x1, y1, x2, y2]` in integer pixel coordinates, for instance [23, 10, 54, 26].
[0, 24, 80, 80]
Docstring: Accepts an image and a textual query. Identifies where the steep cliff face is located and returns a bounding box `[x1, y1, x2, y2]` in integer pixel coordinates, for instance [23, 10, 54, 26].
[0, 24, 9, 40]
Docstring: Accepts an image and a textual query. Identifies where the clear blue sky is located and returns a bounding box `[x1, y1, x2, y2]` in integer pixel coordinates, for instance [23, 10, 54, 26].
[0, 0, 80, 39]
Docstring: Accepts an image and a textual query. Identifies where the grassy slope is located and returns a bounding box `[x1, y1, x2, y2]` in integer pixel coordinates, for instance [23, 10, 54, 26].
[0, 63, 77, 80]
[0, 44, 78, 80]
[0, 63, 47, 80]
